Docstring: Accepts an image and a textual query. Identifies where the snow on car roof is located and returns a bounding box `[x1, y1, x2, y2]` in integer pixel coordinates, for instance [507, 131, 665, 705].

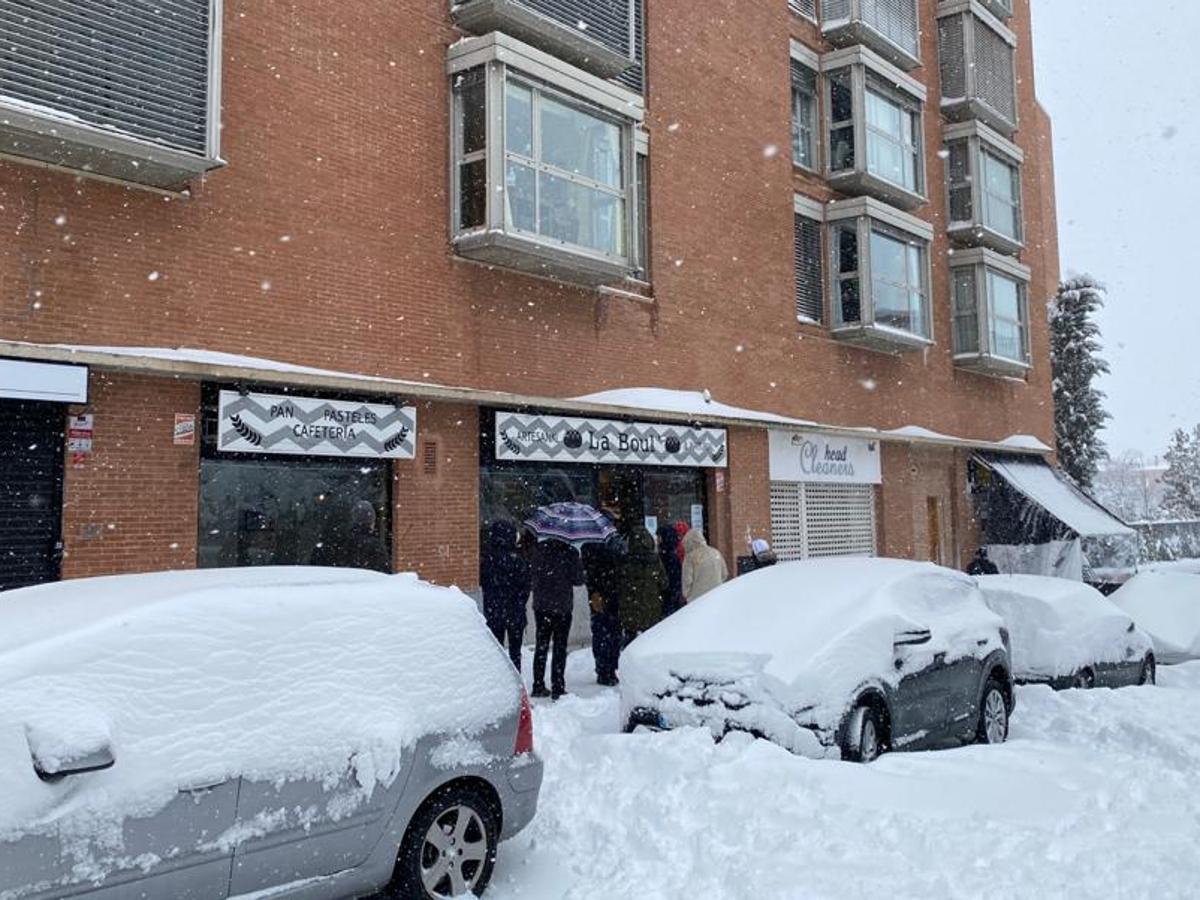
[1112, 571, 1200, 663]
[0, 568, 519, 840]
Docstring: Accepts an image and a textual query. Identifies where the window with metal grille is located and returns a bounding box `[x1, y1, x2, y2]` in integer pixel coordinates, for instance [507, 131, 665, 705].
[770, 482, 877, 561]
[794, 213, 823, 323]
[975, 22, 1016, 125]
[791, 60, 818, 169]
[937, 8, 1017, 134]
[515, 0, 644, 93]
[860, 0, 919, 59]
[789, 0, 818, 21]
[938, 15, 967, 100]
[0, 0, 216, 156]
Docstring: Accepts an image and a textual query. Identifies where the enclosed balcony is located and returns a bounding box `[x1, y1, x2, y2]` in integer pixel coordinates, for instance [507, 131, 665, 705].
[951, 248, 1032, 376]
[937, 0, 1019, 135]
[944, 121, 1024, 254]
[0, 0, 223, 191]
[822, 0, 922, 71]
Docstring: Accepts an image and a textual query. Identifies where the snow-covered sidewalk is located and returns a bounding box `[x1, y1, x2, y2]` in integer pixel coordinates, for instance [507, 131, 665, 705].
[489, 651, 1200, 899]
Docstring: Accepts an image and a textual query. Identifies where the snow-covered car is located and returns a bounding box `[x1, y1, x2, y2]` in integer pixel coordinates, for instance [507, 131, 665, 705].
[0, 567, 541, 900]
[1112, 571, 1200, 664]
[976, 574, 1155, 688]
[620, 558, 1014, 763]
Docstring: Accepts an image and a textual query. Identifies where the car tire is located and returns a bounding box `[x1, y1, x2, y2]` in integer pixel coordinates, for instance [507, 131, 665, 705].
[843, 703, 883, 764]
[1072, 668, 1095, 690]
[1139, 656, 1156, 686]
[388, 782, 499, 900]
[975, 680, 1009, 746]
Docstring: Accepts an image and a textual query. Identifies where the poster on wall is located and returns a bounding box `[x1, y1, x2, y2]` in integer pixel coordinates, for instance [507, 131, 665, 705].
[217, 390, 417, 459]
[768, 430, 882, 484]
[495, 411, 727, 468]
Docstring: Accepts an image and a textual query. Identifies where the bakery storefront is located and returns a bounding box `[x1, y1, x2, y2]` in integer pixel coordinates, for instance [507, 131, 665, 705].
[198, 386, 416, 568]
[768, 429, 881, 561]
[480, 409, 727, 543]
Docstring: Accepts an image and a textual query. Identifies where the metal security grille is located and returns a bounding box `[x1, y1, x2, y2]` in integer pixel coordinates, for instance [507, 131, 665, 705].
[519, 0, 643, 92]
[770, 482, 877, 561]
[824, 0, 851, 20]
[860, 0, 919, 57]
[975, 20, 1016, 123]
[794, 213, 823, 322]
[615, 0, 644, 93]
[0, 402, 64, 592]
[789, 0, 817, 19]
[0, 0, 214, 155]
[938, 15, 967, 100]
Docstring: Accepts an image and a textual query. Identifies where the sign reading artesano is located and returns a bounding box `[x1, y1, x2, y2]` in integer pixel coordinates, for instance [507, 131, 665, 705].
[217, 391, 416, 459]
[496, 412, 727, 468]
[769, 430, 881, 484]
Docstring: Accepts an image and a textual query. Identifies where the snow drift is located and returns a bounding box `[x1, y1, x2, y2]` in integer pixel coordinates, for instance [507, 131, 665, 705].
[1112, 571, 1200, 663]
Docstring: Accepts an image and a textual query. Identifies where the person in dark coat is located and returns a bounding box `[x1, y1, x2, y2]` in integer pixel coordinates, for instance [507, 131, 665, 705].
[619, 526, 667, 645]
[966, 547, 999, 576]
[481, 520, 531, 672]
[584, 531, 624, 687]
[309, 500, 390, 572]
[657, 524, 684, 618]
[530, 537, 584, 699]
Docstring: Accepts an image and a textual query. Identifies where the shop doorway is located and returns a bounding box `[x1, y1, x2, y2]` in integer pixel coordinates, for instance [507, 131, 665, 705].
[0, 401, 65, 591]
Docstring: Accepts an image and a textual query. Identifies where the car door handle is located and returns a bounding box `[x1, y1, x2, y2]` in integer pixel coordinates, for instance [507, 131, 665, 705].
[179, 778, 232, 794]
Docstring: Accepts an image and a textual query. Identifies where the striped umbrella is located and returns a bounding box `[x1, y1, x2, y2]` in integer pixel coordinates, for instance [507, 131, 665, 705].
[524, 502, 617, 545]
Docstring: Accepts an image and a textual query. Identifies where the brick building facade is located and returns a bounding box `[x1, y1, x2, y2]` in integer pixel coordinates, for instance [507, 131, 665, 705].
[0, 0, 1062, 593]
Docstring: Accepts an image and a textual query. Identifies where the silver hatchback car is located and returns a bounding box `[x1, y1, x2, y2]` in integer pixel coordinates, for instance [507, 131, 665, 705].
[0, 567, 542, 900]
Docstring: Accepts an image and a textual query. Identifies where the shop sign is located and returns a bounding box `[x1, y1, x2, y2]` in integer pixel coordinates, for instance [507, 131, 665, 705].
[0, 359, 88, 403]
[495, 411, 727, 468]
[768, 430, 881, 485]
[173, 413, 196, 446]
[217, 390, 416, 459]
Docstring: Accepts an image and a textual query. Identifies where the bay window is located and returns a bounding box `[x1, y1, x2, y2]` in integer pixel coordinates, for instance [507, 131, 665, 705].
[822, 0, 921, 71]
[937, 0, 1018, 135]
[827, 197, 933, 351]
[945, 120, 1023, 253]
[448, 32, 645, 286]
[951, 248, 1031, 375]
[822, 46, 927, 210]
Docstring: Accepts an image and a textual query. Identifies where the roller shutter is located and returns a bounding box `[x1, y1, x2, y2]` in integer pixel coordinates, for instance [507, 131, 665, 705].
[770, 482, 877, 561]
[0, 401, 64, 592]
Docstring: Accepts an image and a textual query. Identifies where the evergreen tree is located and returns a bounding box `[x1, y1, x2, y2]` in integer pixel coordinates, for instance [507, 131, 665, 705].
[1049, 275, 1111, 488]
[1161, 426, 1200, 518]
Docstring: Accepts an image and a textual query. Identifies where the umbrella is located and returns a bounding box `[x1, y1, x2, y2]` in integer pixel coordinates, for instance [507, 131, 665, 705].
[524, 502, 617, 545]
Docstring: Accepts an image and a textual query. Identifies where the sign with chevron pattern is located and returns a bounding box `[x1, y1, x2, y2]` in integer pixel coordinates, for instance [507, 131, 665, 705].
[495, 412, 727, 468]
[217, 390, 416, 459]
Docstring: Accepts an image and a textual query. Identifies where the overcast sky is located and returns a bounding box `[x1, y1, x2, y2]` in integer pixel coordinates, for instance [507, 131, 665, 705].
[1031, 1, 1200, 462]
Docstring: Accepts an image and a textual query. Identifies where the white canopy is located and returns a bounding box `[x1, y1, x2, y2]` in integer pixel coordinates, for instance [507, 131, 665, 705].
[986, 457, 1134, 537]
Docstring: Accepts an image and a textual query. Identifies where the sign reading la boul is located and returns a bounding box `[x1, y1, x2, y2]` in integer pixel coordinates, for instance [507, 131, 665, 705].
[768, 430, 881, 484]
[496, 411, 727, 468]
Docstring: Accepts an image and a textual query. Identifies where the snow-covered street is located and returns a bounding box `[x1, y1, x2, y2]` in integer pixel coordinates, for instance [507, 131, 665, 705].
[489, 651, 1200, 900]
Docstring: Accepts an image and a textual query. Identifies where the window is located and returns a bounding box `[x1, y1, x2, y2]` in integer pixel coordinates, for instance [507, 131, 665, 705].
[789, 0, 818, 22]
[944, 121, 1023, 252]
[822, 47, 927, 209]
[827, 197, 932, 350]
[937, 2, 1018, 135]
[794, 204, 824, 322]
[950, 248, 1031, 374]
[791, 60, 819, 170]
[448, 33, 645, 286]
[822, 0, 921, 70]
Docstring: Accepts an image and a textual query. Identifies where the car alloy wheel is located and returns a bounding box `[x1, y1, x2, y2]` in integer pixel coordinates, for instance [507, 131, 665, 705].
[391, 783, 498, 900]
[420, 805, 489, 898]
[979, 684, 1008, 745]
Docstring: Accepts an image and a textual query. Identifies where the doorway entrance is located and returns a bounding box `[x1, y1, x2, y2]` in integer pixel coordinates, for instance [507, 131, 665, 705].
[0, 400, 65, 591]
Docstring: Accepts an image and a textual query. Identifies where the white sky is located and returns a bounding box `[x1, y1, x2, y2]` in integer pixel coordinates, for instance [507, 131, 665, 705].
[1031, 0, 1200, 461]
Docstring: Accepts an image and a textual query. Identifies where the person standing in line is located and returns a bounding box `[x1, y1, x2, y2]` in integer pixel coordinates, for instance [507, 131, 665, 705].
[619, 525, 667, 645]
[480, 520, 531, 672]
[657, 524, 684, 618]
[584, 528, 624, 687]
[530, 537, 584, 699]
[681, 528, 728, 603]
[966, 547, 999, 576]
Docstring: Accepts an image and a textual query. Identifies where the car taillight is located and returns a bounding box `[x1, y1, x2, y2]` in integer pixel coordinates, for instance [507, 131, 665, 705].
[514, 689, 534, 756]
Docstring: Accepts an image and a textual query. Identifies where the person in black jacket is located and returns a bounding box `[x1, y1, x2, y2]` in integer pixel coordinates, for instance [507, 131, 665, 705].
[530, 537, 584, 699]
[658, 525, 684, 618]
[584, 531, 624, 687]
[481, 520, 531, 672]
[966, 547, 999, 576]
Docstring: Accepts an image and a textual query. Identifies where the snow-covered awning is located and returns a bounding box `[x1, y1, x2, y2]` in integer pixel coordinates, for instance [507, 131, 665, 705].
[0, 340, 1051, 457]
[983, 457, 1135, 538]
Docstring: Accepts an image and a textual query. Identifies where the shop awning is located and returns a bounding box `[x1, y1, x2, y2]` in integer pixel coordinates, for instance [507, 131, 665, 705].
[983, 457, 1135, 537]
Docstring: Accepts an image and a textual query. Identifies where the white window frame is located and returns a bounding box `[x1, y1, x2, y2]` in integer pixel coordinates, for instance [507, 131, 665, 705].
[950, 247, 1032, 375]
[790, 46, 821, 172]
[944, 120, 1024, 253]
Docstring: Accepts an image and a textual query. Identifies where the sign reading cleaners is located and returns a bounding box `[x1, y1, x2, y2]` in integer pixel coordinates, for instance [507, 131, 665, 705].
[768, 430, 881, 484]
[218, 390, 417, 459]
[496, 412, 727, 468]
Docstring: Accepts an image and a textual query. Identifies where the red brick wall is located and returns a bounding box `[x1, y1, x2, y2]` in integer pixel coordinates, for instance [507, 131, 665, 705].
[708, 427, 772, 569]
[878, 444, 982, 568]
[392, 402, 479, 589]
[61, 374, 199, 578]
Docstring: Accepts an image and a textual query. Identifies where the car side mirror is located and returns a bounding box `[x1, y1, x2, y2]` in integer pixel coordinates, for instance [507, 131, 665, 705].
[32, 744, 115, 783]
[894, 628, 932, 648]
[27, 723, 116, 783]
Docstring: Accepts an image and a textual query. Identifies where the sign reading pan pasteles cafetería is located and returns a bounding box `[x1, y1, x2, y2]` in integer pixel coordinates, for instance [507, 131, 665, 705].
[217, 390, 417, 459]
[495, 411, 727, 468]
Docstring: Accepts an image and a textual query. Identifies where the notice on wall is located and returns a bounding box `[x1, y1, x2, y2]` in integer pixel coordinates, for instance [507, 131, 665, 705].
[768, 430, 882, 485]
[690, 503, 705, 532]
[217, 390, 417, 459]
[68, 413, 93, 468]
[495, 411, 727, 468]
[173, 413, 196, 446]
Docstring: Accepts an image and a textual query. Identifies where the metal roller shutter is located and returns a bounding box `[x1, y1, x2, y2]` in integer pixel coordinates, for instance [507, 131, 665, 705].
[770, 482, 877, 561]
[938, 14, 967, 101]
[975, 21, 1016, 123]
[0, 402, 65, 592]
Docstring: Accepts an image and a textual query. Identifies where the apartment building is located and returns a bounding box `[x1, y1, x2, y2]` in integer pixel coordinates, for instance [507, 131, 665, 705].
[1, 0, 1117, 592]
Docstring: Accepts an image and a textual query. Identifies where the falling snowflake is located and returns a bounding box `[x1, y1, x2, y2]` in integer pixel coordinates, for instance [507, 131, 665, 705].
[147, 271, 160, 281]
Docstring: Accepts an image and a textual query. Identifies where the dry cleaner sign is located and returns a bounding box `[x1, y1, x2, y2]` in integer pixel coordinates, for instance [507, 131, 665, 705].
[496, 411, 727, 468]
[218, 390, 416, 459]
[768, 430, 881, 484]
